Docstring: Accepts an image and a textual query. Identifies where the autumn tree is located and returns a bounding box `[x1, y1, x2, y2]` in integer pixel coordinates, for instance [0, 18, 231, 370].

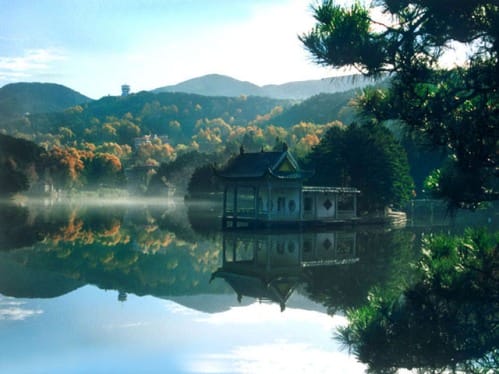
[43, 146, 88, 189]
[301, 0, 498, 208]
[86, 153, 124, 187]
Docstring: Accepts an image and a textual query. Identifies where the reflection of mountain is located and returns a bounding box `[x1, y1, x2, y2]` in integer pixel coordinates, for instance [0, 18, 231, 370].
[169, 292, 328, 314]
[168, 294, 252, 314]
[0, 253, 83, 298]
[0, 202, 227, 300]
[3, 235, 226, 300]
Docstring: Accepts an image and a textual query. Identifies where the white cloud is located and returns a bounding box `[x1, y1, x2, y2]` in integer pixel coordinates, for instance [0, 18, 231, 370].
[0, 48, 67, 80]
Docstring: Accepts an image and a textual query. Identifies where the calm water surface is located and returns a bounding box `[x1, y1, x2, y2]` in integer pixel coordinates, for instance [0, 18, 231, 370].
[0, 199, 496, 373]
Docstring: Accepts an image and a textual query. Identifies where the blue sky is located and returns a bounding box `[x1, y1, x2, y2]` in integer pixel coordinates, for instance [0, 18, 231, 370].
[0, 0, 347, 98]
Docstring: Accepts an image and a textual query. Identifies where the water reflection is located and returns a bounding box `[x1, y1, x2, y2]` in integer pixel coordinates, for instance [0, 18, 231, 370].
[0, 200, 496, 373]
[0, 201, 227, 301]
[212, 231, 359, 311]
[0, 201, 417, 313]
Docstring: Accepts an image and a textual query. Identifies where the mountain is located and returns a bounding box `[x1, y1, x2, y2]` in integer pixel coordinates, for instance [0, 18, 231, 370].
[0, 82, 92, 120]
[153, 74, 262, 97]
[259, 75, 377, 100]
[153, 73, 379, 100]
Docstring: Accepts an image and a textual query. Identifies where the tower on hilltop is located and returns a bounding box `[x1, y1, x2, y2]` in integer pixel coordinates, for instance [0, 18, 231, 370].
[121, 84, 130, 96]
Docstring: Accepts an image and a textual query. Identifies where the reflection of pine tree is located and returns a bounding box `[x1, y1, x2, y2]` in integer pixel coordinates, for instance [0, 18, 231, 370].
[337, 229, 499, 373]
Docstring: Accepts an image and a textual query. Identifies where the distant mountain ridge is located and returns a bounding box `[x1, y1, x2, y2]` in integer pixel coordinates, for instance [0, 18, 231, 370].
[0, 82, 91, 120]
[153, 74, 261, 98]
[153, 73, 378, 100]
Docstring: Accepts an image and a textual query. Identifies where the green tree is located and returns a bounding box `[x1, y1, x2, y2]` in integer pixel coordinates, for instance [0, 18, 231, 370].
[0, 134, 45, 195]
[300, 0, 498, 208]
[0, 160, 29, 195]
[308, 122, 414, 212]
[187, 164, 222, 198]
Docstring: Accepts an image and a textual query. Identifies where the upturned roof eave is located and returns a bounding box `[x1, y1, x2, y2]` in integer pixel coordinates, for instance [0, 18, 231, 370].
[215, 169, 312, 181]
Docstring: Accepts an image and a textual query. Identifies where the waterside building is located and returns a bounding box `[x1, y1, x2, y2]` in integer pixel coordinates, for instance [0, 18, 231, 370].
[215, 147, 360, 229]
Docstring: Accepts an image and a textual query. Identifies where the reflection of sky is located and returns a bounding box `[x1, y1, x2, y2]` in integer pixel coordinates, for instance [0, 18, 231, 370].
[0, 286, 366, 373]
[0, 299, 43, 321]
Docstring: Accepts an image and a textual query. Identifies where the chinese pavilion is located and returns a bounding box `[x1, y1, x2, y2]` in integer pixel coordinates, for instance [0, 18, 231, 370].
[215, 146, 360, 229]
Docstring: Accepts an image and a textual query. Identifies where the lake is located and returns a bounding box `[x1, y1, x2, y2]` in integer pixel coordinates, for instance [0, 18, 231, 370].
[0, 198, 497, 373]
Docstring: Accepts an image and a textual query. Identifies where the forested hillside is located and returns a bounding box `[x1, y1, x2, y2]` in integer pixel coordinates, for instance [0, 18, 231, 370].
[271, 91, 359, 126]
[0, 78, 439, 198]
[0, 82, 91, 121]
[0, 87, 357, 153]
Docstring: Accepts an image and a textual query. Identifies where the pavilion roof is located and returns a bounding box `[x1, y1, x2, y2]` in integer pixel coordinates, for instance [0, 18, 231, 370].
[215, 150, 313, 180]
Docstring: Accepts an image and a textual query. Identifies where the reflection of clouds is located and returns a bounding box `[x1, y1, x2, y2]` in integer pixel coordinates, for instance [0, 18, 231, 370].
[232, 342, 365, 374]
[196, 302, 345, 328]
[188, 342, 366, 374]
[0, 298, 43, 321]
[103, 322, 149, 330]
[188, 304, 365, 373]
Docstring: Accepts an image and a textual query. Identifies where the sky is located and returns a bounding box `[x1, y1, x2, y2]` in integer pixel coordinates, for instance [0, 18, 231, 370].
[0, 0, 357, 99]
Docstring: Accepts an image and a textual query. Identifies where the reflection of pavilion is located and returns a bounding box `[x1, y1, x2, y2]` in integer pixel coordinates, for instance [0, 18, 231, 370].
[211, 231, 358, 311]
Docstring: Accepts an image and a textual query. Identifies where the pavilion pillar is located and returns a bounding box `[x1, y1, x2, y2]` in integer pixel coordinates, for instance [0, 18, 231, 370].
[334, 193, 338, 219]
[267, 182, 272, 221]
[222, 233, 228, 264]
[233, 185, 238, 227]
[254, 186, 259, 220]
[222, 185, 228, 228]
[353, 194, 357, 217]
[299, 186, 303, 220]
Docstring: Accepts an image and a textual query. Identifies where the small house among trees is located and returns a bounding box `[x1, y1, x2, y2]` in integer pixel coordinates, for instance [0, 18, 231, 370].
[215, 146, 360, 228]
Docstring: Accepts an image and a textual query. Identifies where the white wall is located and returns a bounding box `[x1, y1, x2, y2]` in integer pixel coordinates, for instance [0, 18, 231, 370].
[315, 192, 336, 219]
[270, 188, 301, 219]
